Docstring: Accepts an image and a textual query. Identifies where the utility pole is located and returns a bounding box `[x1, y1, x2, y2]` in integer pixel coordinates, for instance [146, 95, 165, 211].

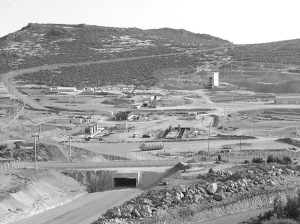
[38, 123, 42, 142]
[250, 117, 253, 136]
[240, 136, 242, 152]
[31, 134, 39, 170]
[8, 110, 11, 128]
[69, 136, 72, 162]
[207, 124, 211, 155]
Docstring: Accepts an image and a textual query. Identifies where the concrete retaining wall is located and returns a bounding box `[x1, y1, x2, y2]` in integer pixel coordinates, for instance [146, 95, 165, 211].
[63, 170, 166, 192]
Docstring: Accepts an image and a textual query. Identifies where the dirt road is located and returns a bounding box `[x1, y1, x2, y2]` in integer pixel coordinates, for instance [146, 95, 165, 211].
[0, 46, 226, 111]
[1, 75, 47, 110]
[197, 207, 271, 224]
[71, 137, 295, 159]
[11, 189, 141, 224]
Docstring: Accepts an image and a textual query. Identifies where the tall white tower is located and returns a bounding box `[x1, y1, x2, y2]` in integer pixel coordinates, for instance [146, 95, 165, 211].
[207, 71, 219, 88]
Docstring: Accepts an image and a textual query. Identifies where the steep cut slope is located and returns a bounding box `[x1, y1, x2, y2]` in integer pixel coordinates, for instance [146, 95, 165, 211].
[0, 23, 230, 73]
[0, 169, 87, 223]
[228, 39, 300, 65]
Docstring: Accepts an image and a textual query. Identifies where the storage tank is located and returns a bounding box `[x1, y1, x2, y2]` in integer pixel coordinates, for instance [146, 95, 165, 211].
[139, 142, 164, 151]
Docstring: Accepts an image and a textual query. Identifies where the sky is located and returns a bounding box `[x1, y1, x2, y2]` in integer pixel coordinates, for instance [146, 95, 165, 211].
[0, 0, 299, 44]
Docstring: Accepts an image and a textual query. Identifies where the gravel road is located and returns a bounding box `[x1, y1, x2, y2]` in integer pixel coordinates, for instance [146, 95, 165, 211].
[11, 189, 141, 224]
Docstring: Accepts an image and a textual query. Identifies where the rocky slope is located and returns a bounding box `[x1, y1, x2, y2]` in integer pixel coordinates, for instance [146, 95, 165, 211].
[92, 164, 300, 224]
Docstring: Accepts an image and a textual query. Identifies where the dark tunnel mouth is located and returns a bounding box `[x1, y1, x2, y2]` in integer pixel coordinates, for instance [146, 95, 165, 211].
[114, 178, 137, 188]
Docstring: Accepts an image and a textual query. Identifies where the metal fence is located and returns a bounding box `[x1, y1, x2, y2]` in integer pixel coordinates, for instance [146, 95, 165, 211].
[37, 160, 181, 170]
[195, 150, 300, 160]
[0, 161, 32, 175]
[0, 103, 25, 132]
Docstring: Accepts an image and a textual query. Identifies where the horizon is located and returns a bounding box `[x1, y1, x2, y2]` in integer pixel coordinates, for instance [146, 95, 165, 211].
[0, 0, 300, 45]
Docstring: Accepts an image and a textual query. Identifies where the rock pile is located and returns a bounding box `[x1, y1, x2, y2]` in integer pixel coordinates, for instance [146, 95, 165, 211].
[94, 166, 298, 224]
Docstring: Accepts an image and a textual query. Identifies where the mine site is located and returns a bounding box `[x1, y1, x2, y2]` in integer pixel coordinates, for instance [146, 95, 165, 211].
[1, 1, 300, 224]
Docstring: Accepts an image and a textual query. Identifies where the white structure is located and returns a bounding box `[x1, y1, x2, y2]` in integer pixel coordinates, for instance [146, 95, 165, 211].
[49, 87, 77, 92]
[207, 71, 219, 88]
[85, 87, 95, 92]
[139, 142, 164, 151]
[275, 96, 300, 104]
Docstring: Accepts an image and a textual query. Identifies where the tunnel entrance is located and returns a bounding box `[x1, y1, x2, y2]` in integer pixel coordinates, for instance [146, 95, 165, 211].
[114, 178, 137, 188]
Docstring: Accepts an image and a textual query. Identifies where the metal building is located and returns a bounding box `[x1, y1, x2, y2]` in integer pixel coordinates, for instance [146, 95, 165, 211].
[139, 142, 164, 151]
[275, 96, 300, 104]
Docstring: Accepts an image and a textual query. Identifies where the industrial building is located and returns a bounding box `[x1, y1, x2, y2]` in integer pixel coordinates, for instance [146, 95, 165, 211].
[48, 87, 77, 92]
[51, 118, 83, 124]
[114, 111, 132, 121]
[52, 118, 71, 124]
[84, 123, 100, 135]
[115, 123, 128, 130]
[275, 96, 300, 104]
[207, 71, 219, 88]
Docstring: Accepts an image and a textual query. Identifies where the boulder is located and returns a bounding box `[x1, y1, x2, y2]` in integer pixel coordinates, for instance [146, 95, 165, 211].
[178, 185, 187, 193]
[132, 209, 141, 217]
[207, 182, 218, 194]
[193, 194, 203, 203]
[216, 186, 224, 194]
[213, 193, 224, 201]
[107, 207, 121, 218]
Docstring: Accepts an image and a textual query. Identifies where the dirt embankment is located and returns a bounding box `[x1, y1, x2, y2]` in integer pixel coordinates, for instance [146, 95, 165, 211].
[146, 187, 298, 224]
[0, 169, 87, 224]
[63, 170, 117, 193]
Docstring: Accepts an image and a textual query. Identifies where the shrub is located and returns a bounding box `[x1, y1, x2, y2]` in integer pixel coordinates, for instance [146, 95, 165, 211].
[267, 155, 275, 163]
[208, 168, 214, 174]
[217, 154, 222, 161]
[283, 156, 292, 165]
[257, 191, 300, 223]
[262, 219, 298, 224]
[244, 160, 250, 164]
[252, 157, 264, 163]
[267, 155, 292, 165]
[0, 144, 7, 150]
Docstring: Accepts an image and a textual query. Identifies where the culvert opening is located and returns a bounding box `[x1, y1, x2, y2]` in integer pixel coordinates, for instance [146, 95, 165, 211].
[114, 178, 137, 188]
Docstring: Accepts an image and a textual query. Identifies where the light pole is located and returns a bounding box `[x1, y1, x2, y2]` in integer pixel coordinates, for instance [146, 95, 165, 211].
[31, 133, 39, 170]
[38, 123, 42, 142]
[250, 117, 253, 136]
[69, 136, 72, 162]
[207, 123, 212, 155]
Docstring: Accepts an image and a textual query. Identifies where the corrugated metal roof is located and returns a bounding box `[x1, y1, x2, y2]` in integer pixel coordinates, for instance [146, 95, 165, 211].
[139, 142, 164, 151]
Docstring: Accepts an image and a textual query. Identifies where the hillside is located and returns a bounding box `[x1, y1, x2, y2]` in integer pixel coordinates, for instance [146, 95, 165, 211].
[228, 39, 300, 65]
[0, 23, 230, 73]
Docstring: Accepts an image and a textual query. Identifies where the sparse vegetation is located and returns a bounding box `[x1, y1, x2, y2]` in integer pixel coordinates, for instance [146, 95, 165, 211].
[228, 39, 300, 65]
[0, 23, 229, 73]
[15, 53, 208, 88]
[252, 157, 265, 163]
[243, 191, 300, 224]
[267, 155, 292, 165]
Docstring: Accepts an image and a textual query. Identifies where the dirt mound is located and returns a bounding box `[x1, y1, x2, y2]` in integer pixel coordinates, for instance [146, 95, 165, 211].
[0, 141, 65, 161]
[277, 138, 300, 147]
[0, 169, 87, 223]
[158, 96, 192, 107]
